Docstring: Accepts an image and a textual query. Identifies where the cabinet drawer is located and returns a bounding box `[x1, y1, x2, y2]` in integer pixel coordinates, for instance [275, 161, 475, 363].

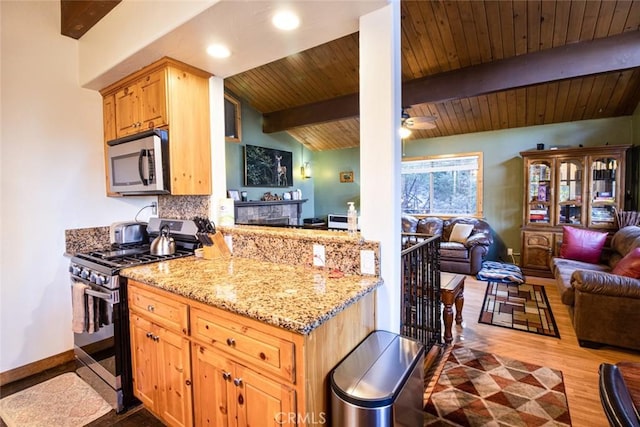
[191, 307, 295, 383]
[128, 282, 188, 335]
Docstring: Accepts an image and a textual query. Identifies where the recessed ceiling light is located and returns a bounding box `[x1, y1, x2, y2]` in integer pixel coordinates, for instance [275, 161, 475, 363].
[206, 44, 231, 58]
[272, 11, 300, 31]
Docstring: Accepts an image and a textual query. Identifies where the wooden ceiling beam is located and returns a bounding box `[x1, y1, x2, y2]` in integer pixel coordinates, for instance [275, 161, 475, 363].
[61, 0, 121, 39]
[262, 30, 640, 133]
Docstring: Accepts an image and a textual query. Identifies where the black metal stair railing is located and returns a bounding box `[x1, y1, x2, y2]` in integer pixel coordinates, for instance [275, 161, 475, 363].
[400, 233, 441, 348]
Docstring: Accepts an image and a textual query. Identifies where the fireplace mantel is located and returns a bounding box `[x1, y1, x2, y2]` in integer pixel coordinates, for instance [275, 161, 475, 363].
[234, 199, 307, 226]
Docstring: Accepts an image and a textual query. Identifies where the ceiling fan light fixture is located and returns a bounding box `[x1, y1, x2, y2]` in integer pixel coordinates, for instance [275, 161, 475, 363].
[405, 116, 437, 130]
[399, 126, 412, 139]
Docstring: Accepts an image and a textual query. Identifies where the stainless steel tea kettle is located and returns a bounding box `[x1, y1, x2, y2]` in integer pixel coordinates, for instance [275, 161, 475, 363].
[150, 225, 176, 255]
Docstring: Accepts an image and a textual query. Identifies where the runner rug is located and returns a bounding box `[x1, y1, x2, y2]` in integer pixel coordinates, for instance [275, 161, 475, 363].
[0, 372, 112, 427]
[478, 282, 560, 338]
[424, 345, 572, 426]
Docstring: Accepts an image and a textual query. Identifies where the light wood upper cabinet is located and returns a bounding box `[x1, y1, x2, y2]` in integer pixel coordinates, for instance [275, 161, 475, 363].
[114, 69, 168, 138]
[101, 57, 212, 196]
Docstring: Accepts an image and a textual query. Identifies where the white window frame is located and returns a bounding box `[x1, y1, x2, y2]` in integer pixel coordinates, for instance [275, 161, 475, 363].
[401, 152, 484, 218]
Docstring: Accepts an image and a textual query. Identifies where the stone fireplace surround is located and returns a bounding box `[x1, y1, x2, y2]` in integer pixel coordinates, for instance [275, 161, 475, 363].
[234, 200, 307, 226]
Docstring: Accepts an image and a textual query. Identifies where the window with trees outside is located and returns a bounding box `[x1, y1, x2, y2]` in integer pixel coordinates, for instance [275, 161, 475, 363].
[402, 152, 483, 217]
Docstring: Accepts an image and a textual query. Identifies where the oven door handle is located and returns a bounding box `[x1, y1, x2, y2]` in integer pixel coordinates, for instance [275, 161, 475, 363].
[85, 288, 118, 304]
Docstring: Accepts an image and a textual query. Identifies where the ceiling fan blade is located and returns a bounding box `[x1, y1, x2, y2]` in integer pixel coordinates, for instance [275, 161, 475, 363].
[406, 116, 437, 129]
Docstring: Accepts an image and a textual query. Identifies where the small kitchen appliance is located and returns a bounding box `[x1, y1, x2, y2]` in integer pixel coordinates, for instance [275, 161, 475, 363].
[110, 221, 148, 245]
[69, 217, 199, 413]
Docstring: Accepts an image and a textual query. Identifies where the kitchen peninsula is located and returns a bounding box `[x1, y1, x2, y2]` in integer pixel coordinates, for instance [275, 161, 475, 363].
[120, 230, 381, 426]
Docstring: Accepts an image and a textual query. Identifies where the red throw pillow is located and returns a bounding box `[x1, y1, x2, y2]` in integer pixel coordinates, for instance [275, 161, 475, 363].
[560, 226, 607, 264]
[612, 248, 640, 278]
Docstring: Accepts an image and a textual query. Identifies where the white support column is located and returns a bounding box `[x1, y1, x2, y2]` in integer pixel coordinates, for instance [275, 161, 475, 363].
[359, 2, 402, 333]
[209, 76, 228, 223]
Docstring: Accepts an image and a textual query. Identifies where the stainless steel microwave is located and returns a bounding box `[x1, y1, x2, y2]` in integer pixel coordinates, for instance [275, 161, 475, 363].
[107, 130, 169, 195]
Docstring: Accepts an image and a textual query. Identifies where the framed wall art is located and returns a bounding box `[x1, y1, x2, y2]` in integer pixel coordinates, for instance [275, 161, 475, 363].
[244, 144, 293, 187]
[340, 171, 354, 183]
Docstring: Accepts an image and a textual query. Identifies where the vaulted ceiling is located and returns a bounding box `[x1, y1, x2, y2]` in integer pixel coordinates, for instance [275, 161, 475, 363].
[63, 1, 640, 152]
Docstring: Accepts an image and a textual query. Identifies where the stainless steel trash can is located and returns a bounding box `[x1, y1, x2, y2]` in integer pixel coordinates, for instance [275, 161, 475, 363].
[330, 330, 425, 426]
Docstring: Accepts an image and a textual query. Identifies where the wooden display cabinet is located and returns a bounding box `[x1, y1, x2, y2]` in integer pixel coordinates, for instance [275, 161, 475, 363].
[100, 57, 212, 196]
[520, 145, 629, 277]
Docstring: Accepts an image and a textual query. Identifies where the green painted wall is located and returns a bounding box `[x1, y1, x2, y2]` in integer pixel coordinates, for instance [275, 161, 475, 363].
[307, 115, 635, 258]
[401, 116, 634, 259]
[225, 98, 315, 221]
[224, 95, 639, 245]
[312, 147, 361, 218]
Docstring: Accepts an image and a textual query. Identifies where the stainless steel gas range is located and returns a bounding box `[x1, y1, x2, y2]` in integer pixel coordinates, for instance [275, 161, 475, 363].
[69, 218, 199, 413]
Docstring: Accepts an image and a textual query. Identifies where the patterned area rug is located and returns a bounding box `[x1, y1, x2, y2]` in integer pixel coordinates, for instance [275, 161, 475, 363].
[424, 345, 572, 426]
[0, 372, 112, 427]
[478, 282, 560, 338]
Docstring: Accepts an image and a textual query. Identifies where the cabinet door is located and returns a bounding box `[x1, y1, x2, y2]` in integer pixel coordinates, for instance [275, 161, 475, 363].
[130, 314, 158, 409]
[525, 159, 554, 226]
[235, 364, 296, 427]
[555, 157, 585, 226]
[157, 326, 193, 427]
[138, 69, 167, 131]
[521, 231, 553, 271]
[103, 94, 117, 142]
[114, 84, 139, 137]
[588, 154, 622, 229]
[192, 343, 234, 427]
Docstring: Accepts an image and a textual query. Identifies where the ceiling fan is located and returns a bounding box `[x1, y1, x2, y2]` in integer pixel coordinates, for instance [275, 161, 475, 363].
[401, 108, 437, 131]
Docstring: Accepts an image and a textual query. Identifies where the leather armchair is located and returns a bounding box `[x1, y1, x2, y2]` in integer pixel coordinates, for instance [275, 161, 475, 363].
[402, 215, 493, 275]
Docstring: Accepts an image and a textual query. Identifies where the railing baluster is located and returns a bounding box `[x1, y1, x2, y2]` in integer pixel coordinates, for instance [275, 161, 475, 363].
[401, 234, 441, 348]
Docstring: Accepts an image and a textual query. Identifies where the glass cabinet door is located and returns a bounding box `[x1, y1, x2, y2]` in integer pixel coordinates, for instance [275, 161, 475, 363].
[589, 156, 619, 228]
[526, 160, 553, 226]
[556, 158, 584, 226]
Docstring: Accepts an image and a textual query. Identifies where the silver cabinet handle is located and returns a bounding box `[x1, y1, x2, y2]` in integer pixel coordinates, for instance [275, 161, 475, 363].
[233, 378, 243, 387]
[222, 372, 231, 381]
[147, 304, 155, 312]
[146, 332, 153, 338]
[226, 338, 235, 347]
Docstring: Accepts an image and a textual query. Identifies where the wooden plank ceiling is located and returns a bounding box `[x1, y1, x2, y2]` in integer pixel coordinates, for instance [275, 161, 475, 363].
[225, 0, 640, 151]
[60, 0, 640, 152]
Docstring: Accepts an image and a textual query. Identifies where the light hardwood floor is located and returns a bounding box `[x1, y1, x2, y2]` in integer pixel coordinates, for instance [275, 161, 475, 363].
[440, 275, 640, 427]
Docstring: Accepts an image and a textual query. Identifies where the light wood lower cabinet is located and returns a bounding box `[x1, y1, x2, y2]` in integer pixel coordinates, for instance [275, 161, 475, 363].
[130, 313, 193, 427]
[128, 279, 376, 426]
[191, 342, 296, 426]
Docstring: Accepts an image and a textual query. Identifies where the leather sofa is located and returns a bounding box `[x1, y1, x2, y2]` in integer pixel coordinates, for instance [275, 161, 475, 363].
[402, 215, 493, 275]
[551, 226, 640, 351]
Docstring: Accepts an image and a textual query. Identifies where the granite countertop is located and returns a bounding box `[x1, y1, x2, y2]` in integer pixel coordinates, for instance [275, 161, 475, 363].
[120, 256, 382, 335]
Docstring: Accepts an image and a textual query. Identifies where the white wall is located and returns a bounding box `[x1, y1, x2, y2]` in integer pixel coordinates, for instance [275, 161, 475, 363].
[0, 1, 156, 372]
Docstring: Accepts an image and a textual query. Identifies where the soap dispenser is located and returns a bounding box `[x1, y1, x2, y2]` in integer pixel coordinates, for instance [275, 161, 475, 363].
[347, 202, 357, 234]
